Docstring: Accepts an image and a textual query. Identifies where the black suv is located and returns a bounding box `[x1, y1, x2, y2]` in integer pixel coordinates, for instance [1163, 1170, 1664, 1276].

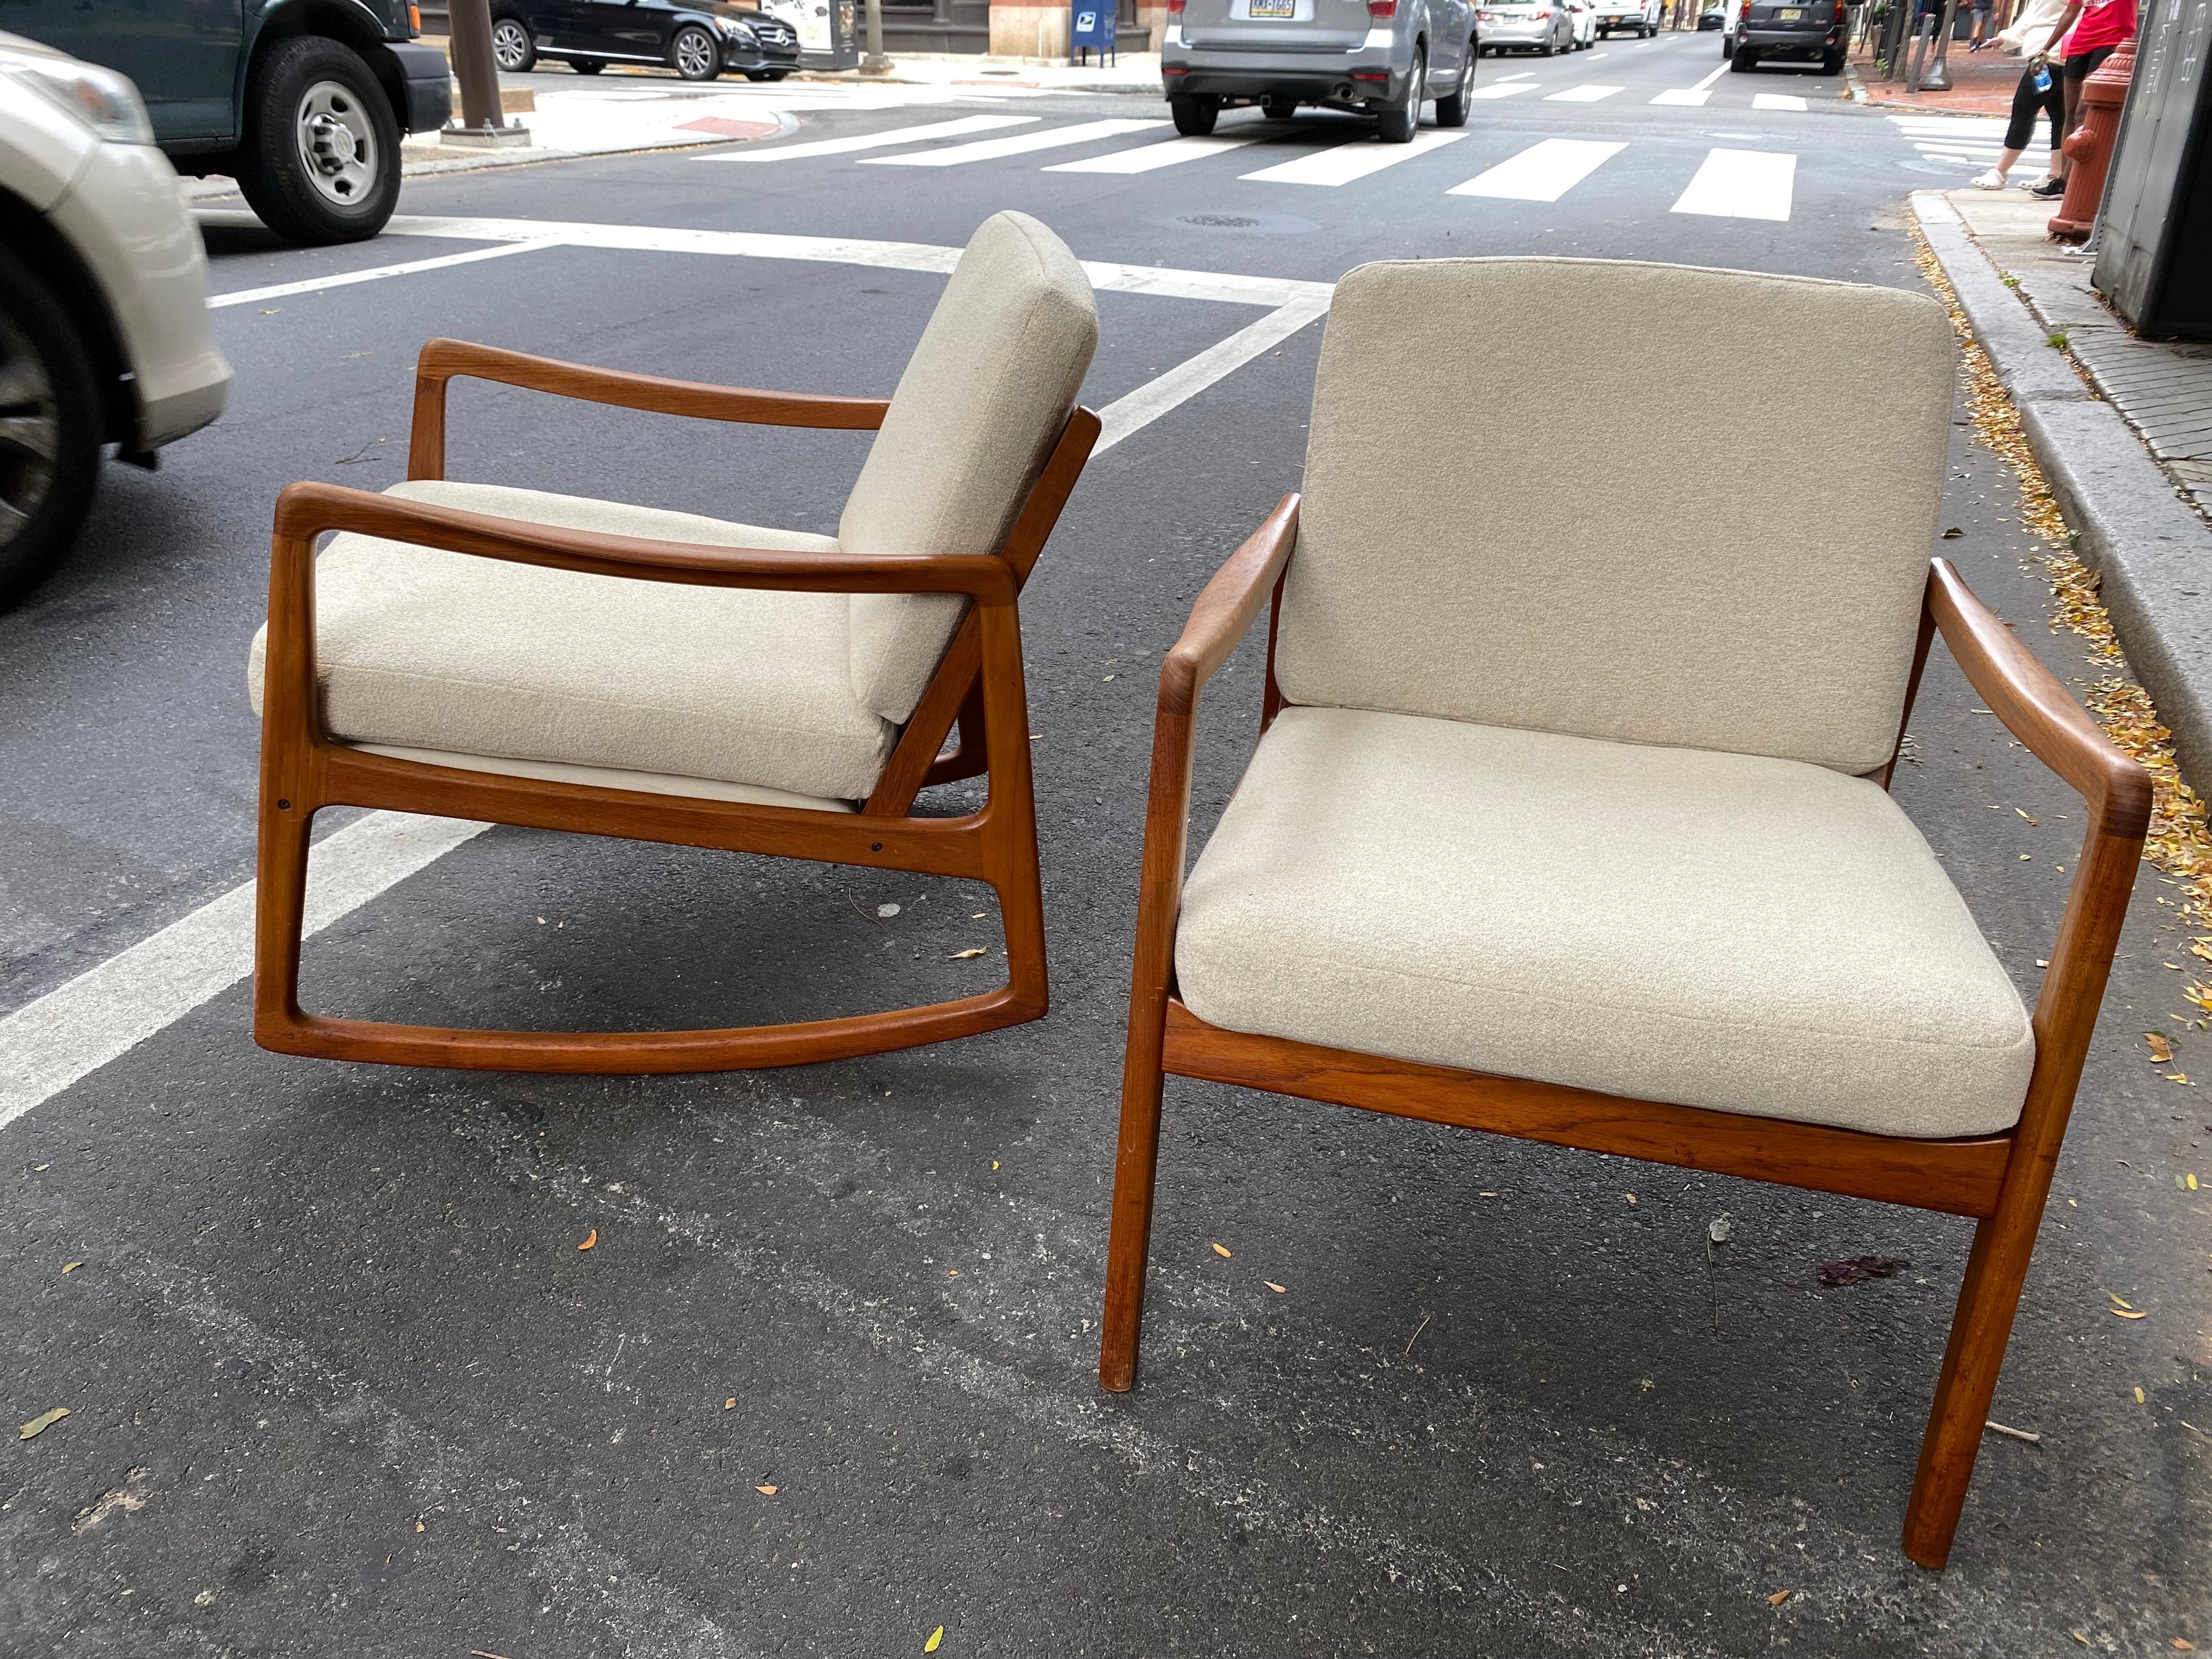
[1730, 0, 1845, 71]
[489, 0, 800, 81]
[6, 0, 450, 243]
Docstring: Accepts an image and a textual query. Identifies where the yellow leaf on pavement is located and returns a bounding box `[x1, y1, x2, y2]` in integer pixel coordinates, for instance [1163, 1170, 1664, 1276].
[578, 1230, 597, 1251]
[1767, 1589, 1792, 1605]
[2147, 1034, 2175, 1063]
[18, 1408, 69, 1441]
[1265, 1282, 1287, 1293]
[948, 948, 987, 960]
[2114, 1309, 2148, 1319]
[2135, 1386, 2147, 1403]
[1211, 1243, 1232, 1259]
[755, 1484, 778, 1495]
[925, 1626, 945, 1653]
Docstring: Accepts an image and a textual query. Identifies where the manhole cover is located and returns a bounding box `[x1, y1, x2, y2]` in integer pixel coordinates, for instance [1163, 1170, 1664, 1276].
[1182, 213, 1262, 228]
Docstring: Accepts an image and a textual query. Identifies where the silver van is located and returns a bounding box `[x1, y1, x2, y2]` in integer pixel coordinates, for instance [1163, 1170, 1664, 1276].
[1160, 0, 1479, 142]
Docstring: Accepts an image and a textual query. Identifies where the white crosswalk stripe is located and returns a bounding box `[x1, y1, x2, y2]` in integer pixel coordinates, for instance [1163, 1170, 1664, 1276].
[1888, 115, 2049, 173]
[1545, 83, 1625, 101]
[1671, 146, 1794, 218]
[1650, 86, 1710, 105]
[1044, 130, 1269, 173]
[1752, 92, 1807, 110]
[860, 117, 1168, 166]
[711, 113, 1036, 163]
[1448, 137, 1626, 201]
[1469, 80, 1541, 97]
[1239, 127, 1467, 186]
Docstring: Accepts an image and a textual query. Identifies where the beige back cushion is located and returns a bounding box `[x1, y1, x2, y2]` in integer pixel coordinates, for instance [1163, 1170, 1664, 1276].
[1275, 258, 1955, 774]
[839, 211, 1099, 723]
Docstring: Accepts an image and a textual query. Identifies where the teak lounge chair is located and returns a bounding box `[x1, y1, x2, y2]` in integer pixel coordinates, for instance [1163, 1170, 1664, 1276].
[1098, 258, 2150, 1568]
[247, 211, 1099, 1073]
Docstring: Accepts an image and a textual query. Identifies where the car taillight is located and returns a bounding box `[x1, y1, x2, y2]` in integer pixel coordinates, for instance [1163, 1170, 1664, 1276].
[1369, 0, 1398, 15]
[408, 2, 421, 28]
[1167, 0, 1185, 11]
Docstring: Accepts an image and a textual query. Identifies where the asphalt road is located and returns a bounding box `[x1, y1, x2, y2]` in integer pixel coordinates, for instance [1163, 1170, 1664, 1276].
[3, 41, 2206, 1658]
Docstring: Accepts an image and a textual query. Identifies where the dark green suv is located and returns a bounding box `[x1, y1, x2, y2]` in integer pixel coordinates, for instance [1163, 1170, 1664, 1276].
[2, 0, 451, 243]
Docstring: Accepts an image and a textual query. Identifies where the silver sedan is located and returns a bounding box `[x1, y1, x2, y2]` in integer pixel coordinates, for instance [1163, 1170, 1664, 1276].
[1477, 1, 1577, 53]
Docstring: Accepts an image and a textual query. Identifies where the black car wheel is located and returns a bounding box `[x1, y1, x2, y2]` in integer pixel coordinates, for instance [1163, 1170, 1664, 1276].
[1819, 45, 1844, 71]
[1169, 93, 1219, 135]
[0, 247, 102, 612]
[571, 58, 604, 72]
[1434, 48, 1474, 125]
[1376, 48, 1422, 140]
[672, 25, 721, 80]
[743, 66, 792, 80]
[491, 15, 536, 71]
[1731, 40, 1757, 67]
[234, 36, 402, 245]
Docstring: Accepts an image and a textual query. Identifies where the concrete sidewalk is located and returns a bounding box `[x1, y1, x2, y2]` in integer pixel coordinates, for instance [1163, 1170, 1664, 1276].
[1914, 187, 2212, 790]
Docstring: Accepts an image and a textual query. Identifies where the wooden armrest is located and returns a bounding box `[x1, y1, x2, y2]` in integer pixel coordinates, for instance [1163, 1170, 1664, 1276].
[270, 480, 1015, 604]
[407, 337, 889, 479]
[1929, 559, 2150, 836]
[1158, 494, 1301, 717]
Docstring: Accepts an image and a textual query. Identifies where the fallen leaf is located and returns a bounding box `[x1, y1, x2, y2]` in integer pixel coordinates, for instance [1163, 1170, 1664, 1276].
[925, 1627, 945, 1653]
[1624, 1193, 1637, 1205]
[725, 1398, 736, 1410]
[2072, 1632, 2090, 1646]
[2173, 1641, 2195, 1652]
[1767, 1589, 1793, 1605]
[1211, 1243, 1232, 1259]
[194, 1589, 217, 1606]
[2136, 1386, 2148, 1403]
[61, 1262, 81, 1274]
[1265, 1281, 1287, 1293]
[18, 1408, 69, 1441]
[1816, 1255, 1909, 1287]
[755, 1484, 778, 1496]
[578, 1230, 597, 1251]
[2147, 1034, 2175, 1063]
[2110, 1292, 2133, 1307]
[2193, 940, 2212, 963]
[2016, 808, 2038, 823]
[948, 948, 987, 960]
[991, 1160, 1000, 1170]
[877, 902, 901, 919]
[2189, 1172, 2200, 1190]
[1941, 526, 1963, 539]
[1478, 1191, 1499, 1198]
[2113, 1308, 2148, 1319]
[2169, 1072, 2195, 1086]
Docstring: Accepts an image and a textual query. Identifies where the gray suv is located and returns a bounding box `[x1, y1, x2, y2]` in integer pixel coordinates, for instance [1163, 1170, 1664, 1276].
[1161, 0, 1478, 142]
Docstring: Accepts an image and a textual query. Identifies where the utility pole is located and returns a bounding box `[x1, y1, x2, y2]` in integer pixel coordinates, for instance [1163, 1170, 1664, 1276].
[444, 0, 528, 147]
[862, 0, 890, 72]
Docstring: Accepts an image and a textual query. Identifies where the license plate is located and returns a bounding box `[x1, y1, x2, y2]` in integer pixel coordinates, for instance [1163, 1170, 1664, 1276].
[1249, 0, 1297, 16]
[1778, 8, 1801, 17]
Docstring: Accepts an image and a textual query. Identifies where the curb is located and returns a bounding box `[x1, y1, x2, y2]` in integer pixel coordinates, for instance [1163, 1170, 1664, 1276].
[1911, 191, 2212, 792]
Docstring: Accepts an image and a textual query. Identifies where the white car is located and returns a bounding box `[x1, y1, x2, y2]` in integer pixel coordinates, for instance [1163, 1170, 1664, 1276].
[1567, 0, 1600, 45]
[0, 31, 229, 607]
[1477, 1, 1578, 53]
[1593, 0, 1661, 33]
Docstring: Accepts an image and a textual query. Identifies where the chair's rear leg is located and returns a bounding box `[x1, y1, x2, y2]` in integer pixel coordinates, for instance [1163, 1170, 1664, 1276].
[1100, 987, 1168, 1392]
[1903, 1209, 2037, 1568]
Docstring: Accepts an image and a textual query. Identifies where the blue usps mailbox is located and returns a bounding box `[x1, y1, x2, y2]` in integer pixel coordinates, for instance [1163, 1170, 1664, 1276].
[1071, 0, 1117, 63]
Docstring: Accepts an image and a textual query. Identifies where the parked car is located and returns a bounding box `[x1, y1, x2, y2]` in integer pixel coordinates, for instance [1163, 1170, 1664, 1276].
[1697, 2, 1725, 24]
[1475, 1, 1575, 53]
[0, 31, 230, 607]
[1720, 0, 1746, 48]
[1566, 0, 1598, 46]
[1731, 0, 1845, 70]
[1161, 0, 1478, 144]
[1592, 0, 1659, 34]
[9, 0, 447, 246]
[489, 0, 801, 81]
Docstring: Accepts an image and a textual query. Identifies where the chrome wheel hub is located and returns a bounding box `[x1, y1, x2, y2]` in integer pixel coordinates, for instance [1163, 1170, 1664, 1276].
[493, 19, 530, 68]
[676, 29, 715, 74]
[296, 80, 377, 206]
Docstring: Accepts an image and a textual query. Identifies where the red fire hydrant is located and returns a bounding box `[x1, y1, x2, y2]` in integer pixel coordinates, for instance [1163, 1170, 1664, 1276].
[2049, 35, 2136, 239]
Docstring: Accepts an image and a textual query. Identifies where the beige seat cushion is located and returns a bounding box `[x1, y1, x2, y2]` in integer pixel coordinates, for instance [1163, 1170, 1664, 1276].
[1277, 258, 1956, 775]
[246, 479, 895, 804]
[1176, 707, 2034, 1139]
[839, 210, 1099, 724]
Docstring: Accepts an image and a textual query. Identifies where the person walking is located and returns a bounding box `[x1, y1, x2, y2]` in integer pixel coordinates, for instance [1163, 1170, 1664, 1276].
[1966, 0, 1995, 47]
[1970, 0, 2068, 190]
[2013, 0, 2134, 196]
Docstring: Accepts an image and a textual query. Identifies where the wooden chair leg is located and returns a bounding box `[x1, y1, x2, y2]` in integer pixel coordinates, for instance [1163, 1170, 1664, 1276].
[1902, 1209, 2038, 1568]
[1100, 985, 1169, 1391]
[252, 798, 315, 1036]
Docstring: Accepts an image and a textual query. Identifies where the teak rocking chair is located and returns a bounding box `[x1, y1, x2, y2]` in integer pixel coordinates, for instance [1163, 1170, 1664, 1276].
[1098, 258, 2150, 1569]
[247, 212, 1099, 1073]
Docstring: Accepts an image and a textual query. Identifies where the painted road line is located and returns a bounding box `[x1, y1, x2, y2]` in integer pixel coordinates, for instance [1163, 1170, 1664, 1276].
[861, 117, 1169, 166]
[210, 240, 559, 308]
[1468, 80, 1541, 98]
[1752, 92, 1807, 110]
[705, 113, 1036, 162]
[1671, 146, 1795, 219]
[1650, 86, 1709, 105]
[1045, 130, 1267, 174]
[1447, 137, 1626, 201]
[1094, 291, 1332, 452]
[0, 812, 491, 1133]
[1240, 127, 1465, 186]
[1544, 83, 1624, 101]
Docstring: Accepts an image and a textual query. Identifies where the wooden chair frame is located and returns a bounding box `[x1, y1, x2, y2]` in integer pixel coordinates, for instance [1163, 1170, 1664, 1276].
[253, 338, 1099, 1074]
[1098, 494, 2151, 1570]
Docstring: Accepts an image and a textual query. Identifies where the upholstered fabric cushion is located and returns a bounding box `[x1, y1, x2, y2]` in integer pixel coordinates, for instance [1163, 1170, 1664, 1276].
[1176, 707, 2034, 1139]
[246, 479, 896, 803]
[839, 210, 1098, 724]
[1277, 258, 1955, 775]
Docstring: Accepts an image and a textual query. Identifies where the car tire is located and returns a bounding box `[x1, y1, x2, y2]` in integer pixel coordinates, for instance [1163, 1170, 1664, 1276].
[1169, 93, 1219, 135]
[491, 14, 536, 72]
[1376, 49, 1423, 140]
[234, 35, 402, 247]
[571, 58, 604, 72]
[1819, 46, 1844, 71]
[1262, 93, 1299, 119]
[672, 25, 721, 80]
[0, 247, 103, 612]
[1731, 41, 1756, 67]
[1538, 34, 1556, 53]
[1434, 49, 1474, 124]
[745, 67, 793, 80]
